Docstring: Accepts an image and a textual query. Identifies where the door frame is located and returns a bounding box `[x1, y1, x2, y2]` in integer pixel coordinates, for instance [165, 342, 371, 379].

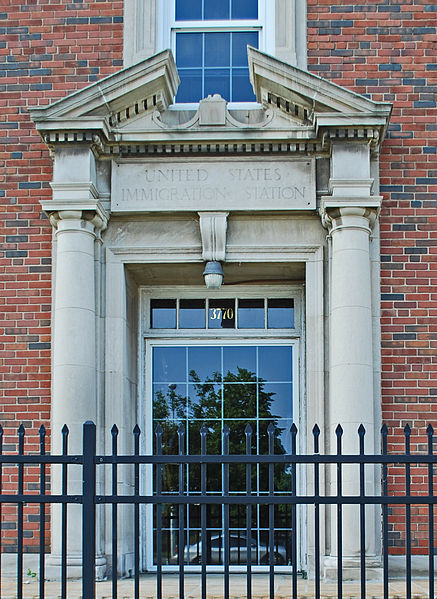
[140, 284, 305, 572]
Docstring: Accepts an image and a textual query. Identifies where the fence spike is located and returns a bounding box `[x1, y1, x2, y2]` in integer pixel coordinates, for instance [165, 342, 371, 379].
[427, 424, 434, 454]
[245, 423, 253, 436]
[61, 424, 69, 435]
[358, 424, 366, 436]
[0, 423, 3, 436]
[111, 424, 119, 436]
[312, 424, 320, 453]
[18, 423, 25, 454]
[335, 424, 343, 436]
[133, 424, 141, 436]
[290, 422, 298, 435]
[267, 422, 275, 435]
[404, 423, 411, 436]
[381, 424, 388, 454]
[39, 424, 46, 437]
[200, 422, 208, 436]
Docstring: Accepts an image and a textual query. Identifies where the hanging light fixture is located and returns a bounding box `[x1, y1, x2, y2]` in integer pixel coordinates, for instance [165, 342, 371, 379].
[202, 261, 224, 289]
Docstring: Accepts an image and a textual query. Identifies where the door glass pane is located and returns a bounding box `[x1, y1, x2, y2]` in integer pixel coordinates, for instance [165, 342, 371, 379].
[151, 299, 176, 329]
[180, 299, 205, 329]
[153, 346, 186, 382]
[267, 298, 294, 328]
[223, 345, 256, 379]
[152, 344, 294, 566]
[258, 346, 292, 382]
[238, 298, 264, 328]
[188, 346, 221, 382]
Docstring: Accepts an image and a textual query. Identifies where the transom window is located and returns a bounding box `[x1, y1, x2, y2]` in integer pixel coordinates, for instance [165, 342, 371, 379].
[170, 0, 270, 103]
[150, 298, 294, 330]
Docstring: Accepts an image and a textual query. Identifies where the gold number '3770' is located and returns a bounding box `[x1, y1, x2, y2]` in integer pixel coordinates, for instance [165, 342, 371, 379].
[210, 307, 234, 320]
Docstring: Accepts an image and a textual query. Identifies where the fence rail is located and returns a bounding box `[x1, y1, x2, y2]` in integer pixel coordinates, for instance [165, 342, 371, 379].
[0, 421, 435, 599]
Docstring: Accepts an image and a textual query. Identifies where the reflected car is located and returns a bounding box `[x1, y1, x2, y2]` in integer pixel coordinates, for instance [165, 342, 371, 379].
[170, 534, 288, 565]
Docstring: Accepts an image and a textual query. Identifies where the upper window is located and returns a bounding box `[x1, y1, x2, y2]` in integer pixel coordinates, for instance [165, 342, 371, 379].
[172, 0, 267, 103]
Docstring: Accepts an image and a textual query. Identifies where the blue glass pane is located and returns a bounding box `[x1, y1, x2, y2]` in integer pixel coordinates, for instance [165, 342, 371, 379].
[232, 68, 256, 101]
[204, 0, 230, 20]
[223, 383, 256, 418]
[204, 32, 230, 67]
[205, 68, 230, 100]
[151, 299, 176, 328]
[258, 420, 293, 455]
[238, 299, 264, 328]
[188, 384, 222, 419]
[176, 0, 202, 20]
[261, 383, 293, 420]
[232, 31, 258, 66]
[153, 347, 186, 383]
[258, 346, 292, 382]
[176, 69, 202, 102]
[180, 299, 205, 329]
[223, 346, 256, 380]
[267, 298, 294, 328]
[153, 384, 187, 419]
[188, 346, 221, 382]
[231, 0, 258, 19]
[176, 33, 203, 67]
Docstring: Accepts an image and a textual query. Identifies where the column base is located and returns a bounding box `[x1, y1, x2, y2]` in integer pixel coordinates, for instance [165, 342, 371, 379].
[323, 555, 383, 582]
[45, 553, 107, 581]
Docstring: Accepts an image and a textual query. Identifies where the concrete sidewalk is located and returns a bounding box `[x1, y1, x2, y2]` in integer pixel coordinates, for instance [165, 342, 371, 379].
[0, 573, 434, 599]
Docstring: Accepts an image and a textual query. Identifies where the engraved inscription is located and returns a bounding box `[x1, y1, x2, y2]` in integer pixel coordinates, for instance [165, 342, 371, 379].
[111, 159, 315, 212]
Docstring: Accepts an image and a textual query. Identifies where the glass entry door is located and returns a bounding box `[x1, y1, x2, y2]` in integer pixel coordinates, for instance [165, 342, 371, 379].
[149, 342, 297, 567]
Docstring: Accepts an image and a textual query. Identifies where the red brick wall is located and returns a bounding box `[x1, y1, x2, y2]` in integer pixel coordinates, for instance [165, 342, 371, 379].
[307, 0, 437, 554]
[0, 0, 123, 551]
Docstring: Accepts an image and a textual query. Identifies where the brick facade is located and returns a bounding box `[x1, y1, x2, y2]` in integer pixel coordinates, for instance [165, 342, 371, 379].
[1, 0, 436, 554]
[307, 0, 437, 554]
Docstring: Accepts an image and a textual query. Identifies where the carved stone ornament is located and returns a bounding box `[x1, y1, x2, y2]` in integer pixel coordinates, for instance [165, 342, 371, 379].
[198, 212, 229, 262]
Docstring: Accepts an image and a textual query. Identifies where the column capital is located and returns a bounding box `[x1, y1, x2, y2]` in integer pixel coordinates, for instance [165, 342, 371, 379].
[44, 202, 108, 238]
[319, 196, 382, 234]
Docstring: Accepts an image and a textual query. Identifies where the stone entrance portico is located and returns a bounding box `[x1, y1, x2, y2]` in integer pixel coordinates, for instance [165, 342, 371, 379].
[30, 47, 391, 580]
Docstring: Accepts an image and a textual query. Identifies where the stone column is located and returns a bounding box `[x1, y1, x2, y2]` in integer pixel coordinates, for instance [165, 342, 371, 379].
[321, 141, 383, 580]
[46, 208, 107, 578]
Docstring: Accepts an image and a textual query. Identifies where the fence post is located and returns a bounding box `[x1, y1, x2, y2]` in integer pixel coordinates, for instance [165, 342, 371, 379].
[82, 421, 96, 599]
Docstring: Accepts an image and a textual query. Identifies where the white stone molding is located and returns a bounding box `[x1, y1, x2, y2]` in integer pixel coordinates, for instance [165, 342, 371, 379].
[123, 0, 157, 67]
[198, 211, 229, 262]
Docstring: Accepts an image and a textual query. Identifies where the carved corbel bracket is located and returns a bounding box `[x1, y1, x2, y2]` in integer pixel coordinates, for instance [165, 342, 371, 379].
[198, 212, 229, 262]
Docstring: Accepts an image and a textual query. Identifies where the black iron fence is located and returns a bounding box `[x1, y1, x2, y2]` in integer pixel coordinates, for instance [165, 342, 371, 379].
[0, 421, 436, 599]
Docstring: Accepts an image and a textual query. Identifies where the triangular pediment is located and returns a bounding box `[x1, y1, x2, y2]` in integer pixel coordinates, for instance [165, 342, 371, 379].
[30, 47, 391, 152]
[30, 50, 179, 128]
[248, 47, 391, 133]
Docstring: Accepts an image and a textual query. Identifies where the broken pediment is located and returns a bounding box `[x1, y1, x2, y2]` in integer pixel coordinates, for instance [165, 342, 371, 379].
[248, 47, 392, 139]
[29, 50, 179, 133]
[29, 47, 391, 153]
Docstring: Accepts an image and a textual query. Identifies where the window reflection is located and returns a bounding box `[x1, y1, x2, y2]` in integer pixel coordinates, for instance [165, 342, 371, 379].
[152, 343, 295, 566]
